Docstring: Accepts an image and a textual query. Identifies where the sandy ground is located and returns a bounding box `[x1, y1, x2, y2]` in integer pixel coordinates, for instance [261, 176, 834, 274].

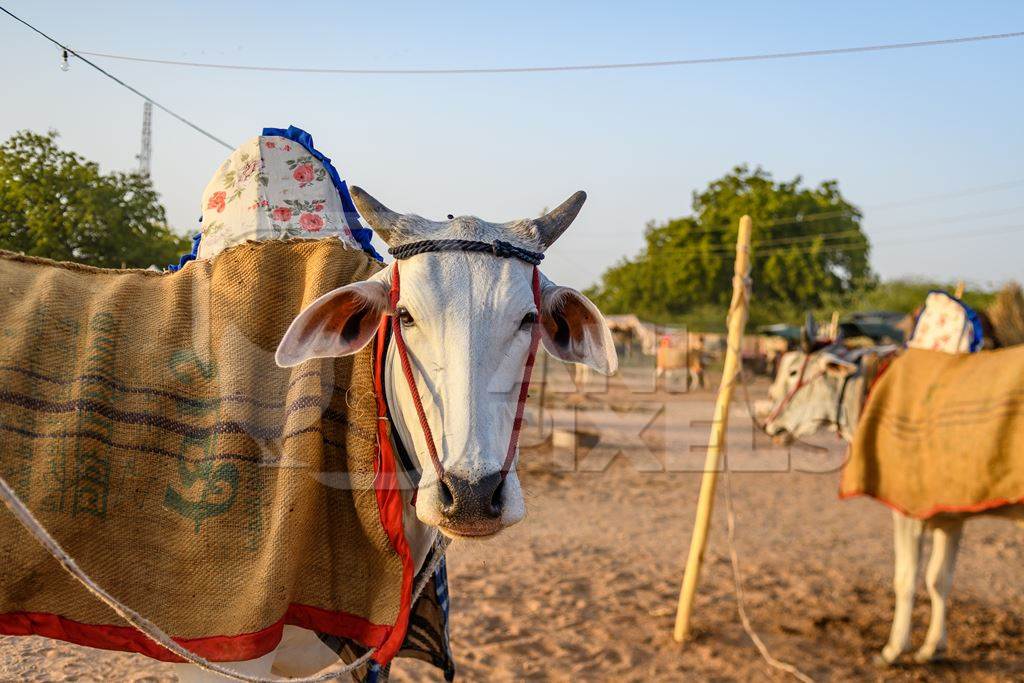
[3, 370, 1023, 681]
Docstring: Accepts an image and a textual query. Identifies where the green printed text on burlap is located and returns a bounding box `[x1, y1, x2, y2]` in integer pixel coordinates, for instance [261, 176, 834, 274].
[0, 239, 404, 643]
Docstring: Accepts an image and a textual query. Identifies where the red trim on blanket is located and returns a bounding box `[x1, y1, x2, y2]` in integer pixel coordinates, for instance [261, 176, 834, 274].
[865, 353, 895, 397]
[0, 338, 418, 667]
[838, 489, 1024, 520]
[370, 317, 417, 665]
[0, 603, 391, 663]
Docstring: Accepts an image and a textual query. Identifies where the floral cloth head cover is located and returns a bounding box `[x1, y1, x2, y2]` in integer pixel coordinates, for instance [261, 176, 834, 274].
[907, 291, 984, 353]
[197, 126, 380, 260]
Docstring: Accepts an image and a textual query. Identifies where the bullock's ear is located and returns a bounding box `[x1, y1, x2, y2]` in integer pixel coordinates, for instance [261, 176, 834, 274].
[822, 354, 857, 378]
[276, 276, 390, 367]
[539, 279, 618, 375]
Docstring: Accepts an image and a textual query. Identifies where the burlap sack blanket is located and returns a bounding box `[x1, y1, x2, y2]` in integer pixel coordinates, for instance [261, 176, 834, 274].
[842, 346, 1024, 518]
[0, 238, 416, 664]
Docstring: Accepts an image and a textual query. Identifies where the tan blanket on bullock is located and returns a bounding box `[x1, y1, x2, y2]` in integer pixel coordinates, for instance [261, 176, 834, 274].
[843, 347, 1024, 518]
[0, 239, 414, 664]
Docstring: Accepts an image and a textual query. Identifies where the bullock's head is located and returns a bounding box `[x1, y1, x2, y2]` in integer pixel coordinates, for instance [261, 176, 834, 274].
[276, 188, 616, 539]
[760, 349, 857, 444]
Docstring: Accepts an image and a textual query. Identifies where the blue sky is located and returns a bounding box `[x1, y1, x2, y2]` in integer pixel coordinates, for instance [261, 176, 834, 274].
[2, 1, 1022, 290]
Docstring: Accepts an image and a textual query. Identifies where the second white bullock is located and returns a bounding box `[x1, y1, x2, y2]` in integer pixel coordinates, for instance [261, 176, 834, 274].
[762, 345, 1024, 667]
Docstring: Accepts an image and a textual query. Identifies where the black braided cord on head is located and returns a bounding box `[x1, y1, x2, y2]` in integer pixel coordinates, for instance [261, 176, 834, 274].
[388, 239, 544, 265]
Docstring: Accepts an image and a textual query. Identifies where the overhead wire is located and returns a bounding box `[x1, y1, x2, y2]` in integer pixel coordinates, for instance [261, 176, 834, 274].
[581, 204, 1024, 258]
[0, 5, 234, 150]
[3, 5, 1022, 266]
[600, 182, 1024, 241]
[4, 5, 1023, 177]
[753, 221, 1024, 259]
[70, 31, 1024, 75]
[869, 177, 1024, 210]
[601, 221, 1024, 263]
[720, 204, 1022, 250]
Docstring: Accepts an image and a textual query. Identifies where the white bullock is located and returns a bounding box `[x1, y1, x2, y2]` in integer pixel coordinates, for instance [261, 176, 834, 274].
[174, 187, 617, 681]
[762, 347, 1024, 667]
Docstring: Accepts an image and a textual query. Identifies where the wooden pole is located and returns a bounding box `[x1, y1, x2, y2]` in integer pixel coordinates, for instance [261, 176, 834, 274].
[673, 215, 753, 642]
[954, 280, 965, 299]
[829, 310, 840, 340]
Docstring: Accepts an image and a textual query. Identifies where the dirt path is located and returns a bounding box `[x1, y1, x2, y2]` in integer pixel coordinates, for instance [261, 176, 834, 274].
[3, 382, 1022, 681]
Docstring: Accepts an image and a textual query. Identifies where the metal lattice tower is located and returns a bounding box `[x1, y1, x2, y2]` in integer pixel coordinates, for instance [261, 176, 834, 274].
[137, 101, 152, 177]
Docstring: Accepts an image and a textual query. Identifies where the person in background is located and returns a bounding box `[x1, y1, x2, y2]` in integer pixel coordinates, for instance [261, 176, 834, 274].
[688, 335, 706, 390]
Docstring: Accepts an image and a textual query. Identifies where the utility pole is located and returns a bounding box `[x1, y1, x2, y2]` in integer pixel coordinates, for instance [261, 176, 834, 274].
[137, 101, 152, 177]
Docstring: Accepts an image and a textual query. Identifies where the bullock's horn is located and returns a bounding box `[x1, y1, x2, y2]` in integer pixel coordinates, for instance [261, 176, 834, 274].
[350, 186, 404, 246]
[533, 191, 587, 249]
[800, 312, 817, 353]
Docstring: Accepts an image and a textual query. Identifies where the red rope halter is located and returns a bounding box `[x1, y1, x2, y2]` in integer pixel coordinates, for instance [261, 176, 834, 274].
[764, 353, 819, 427]
[384, 264, 543, 486]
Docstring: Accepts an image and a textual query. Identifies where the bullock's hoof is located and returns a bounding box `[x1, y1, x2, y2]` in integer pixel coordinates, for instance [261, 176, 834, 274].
[873, 650, 899, 668]
[913, 646, 947, 664]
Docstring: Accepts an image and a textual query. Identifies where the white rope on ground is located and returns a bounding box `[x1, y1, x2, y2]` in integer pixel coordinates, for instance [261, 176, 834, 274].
[722, 461, 815, 683]
[718, 283, 816, 683]
[0, 472, 449, 682]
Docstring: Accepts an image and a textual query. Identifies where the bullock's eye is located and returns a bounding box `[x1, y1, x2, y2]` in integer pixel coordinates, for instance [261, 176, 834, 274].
[788, 369, 799, 377]
[520, 312, 538, 330]
[396, 307, 415, 327]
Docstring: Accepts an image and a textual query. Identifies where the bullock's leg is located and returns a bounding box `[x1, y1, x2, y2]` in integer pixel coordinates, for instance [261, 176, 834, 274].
[170, 648, 278, 682]
[915, 519, 963, 663]
[876, 511, 924, 666]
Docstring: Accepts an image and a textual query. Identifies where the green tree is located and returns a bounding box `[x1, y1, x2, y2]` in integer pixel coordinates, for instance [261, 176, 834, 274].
[585, 166, 872, 324]
[0, 130, 189, 268]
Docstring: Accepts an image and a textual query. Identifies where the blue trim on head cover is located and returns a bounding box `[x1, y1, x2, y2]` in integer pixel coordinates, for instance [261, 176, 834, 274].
[167, 232, 202, 272]
[262, 125, 383, 261]
[955, 292, 985, 353]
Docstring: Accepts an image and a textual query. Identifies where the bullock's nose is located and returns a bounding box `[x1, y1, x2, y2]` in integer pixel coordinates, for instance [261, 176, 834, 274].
[437, 471, 504, 521]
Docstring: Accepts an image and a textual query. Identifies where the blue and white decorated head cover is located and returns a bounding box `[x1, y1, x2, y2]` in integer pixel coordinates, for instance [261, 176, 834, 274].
[907, 290, 984, 353]
[194, 125, 381, 261]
